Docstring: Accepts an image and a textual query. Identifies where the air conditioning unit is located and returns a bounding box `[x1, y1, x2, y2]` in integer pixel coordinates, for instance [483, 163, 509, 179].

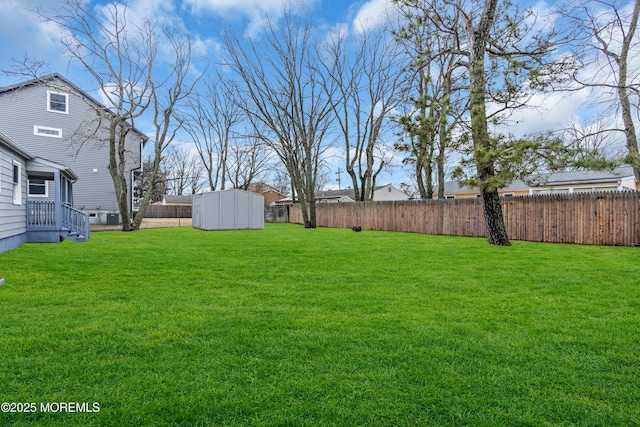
[106, 213, 120, 225]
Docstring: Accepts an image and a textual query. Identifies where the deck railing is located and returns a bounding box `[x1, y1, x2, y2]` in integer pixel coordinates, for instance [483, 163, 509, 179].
[62, 203, 90, 239]
[26, 200, 90, 240]
[26, 200, 57, 229]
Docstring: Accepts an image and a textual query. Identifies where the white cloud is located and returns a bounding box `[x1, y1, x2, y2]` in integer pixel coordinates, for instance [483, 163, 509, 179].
[183, 0, 316, 36]
[496, 89, 593, 137]
[351, 0, 395, 33]
[0, 0, 68, 77]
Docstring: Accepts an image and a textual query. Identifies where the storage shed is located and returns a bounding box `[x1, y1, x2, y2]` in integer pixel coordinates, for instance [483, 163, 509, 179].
[192, 189, 264, 231]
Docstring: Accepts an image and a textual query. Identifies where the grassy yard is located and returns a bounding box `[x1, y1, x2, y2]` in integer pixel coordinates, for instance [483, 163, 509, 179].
[0, 224, 638, 426]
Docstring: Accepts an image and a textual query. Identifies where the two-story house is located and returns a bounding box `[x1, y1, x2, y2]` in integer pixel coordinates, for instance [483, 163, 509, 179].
[0, 74, 147, 225]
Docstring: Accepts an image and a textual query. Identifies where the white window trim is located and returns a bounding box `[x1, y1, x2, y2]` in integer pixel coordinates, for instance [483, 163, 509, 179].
[47, 90, 69, 114]
[12, 160, 22, 205]
[28, 178, 49, 198]
[34, 125, 62, 138]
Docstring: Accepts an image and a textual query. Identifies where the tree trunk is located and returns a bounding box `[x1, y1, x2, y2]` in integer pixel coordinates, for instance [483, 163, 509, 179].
[468, 0, 510, 246]
[481, 187, 509, 246]
[108, 124, 133, 231]
[618, 0, 640, 183]
[436, 150, 445, 199]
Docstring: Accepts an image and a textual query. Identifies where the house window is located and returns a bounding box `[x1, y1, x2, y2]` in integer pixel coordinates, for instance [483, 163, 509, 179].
[47, 91, 69, 114]
[12, 161, 22, 205]
[28, 179, 48, 197]
[34, 125, 62, 138]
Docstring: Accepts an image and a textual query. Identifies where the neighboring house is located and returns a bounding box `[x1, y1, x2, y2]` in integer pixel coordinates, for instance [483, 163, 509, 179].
[314, 188, 357, 203]
[442, 179, 531, 199]
[248, 182, 288, 206]
[0, 131, 89, 254]
[154, 194, 193, 206]
[313, 184, 410, 203]
[0, 74, 147, 225]
[442, 167, 638, 198]
[277, 184, 410, 204]
[372, 184, 411, 201]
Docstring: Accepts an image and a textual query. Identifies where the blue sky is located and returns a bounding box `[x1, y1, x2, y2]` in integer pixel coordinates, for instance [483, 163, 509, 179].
[1, 0, 636, 191]
[0, 0, 406, 190]
[0, 0, 394, 88]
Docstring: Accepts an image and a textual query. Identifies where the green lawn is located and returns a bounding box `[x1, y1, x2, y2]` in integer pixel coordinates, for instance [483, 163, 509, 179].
[0, 224, 638, 426]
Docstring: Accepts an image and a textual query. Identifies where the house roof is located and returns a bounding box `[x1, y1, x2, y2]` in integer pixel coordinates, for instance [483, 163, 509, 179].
[0, 73, 148, 143]
[443, 179, 530, 194]
[527, 166, 635, 186]
[163, 194, 193, 205]
[248, 182, 287, 197]
[315, 188, 357, 200]
[0, 131, 78, 181]
[444, 167, 637, 194]
[0, 131, 34, 159]
[315, 185, 405, 200]
[27, 157, 79, 182]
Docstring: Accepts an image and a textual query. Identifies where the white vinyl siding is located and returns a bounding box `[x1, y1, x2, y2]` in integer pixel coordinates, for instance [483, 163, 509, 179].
[47, 91, 69, 114]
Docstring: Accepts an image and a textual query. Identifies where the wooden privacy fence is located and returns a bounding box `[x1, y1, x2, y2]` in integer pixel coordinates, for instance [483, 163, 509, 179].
[288, 192, 640, 246]
[143, 205, 192, 218]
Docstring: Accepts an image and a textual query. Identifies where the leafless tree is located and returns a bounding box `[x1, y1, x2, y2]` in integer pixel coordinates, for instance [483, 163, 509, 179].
[162, 145, 204, 195]
[561, 0, 640, 182]
[271, 168, 291, 196]
[319, 24, 403, 201]
[33, 0, 199, 230]
[222, 10, 335, 228]
[227, 137, 272, 190]
[182, 73, 243, 191]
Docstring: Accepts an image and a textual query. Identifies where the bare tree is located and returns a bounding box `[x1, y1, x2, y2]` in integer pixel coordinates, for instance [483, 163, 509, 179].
[162, 145, 204, 195]
[182, 73, 242, 191]
[562, 0, 640, 182]
[227, 137, 271, 190]
[319, 24, 403, 201]
[222, 10, 335, 228]
[34, 0, 199, 231]
[135, 155, 167, 204]
[271, 168, 291, 195]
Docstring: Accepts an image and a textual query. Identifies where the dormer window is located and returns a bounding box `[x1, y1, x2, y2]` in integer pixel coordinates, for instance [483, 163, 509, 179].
[47, 90, 68, 114]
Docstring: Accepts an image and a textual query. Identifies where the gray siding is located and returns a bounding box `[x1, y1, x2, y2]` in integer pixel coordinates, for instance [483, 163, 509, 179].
[0, 146, 28, 247]
[0, 78, 143, 216]
[193, 189, 264, 230]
